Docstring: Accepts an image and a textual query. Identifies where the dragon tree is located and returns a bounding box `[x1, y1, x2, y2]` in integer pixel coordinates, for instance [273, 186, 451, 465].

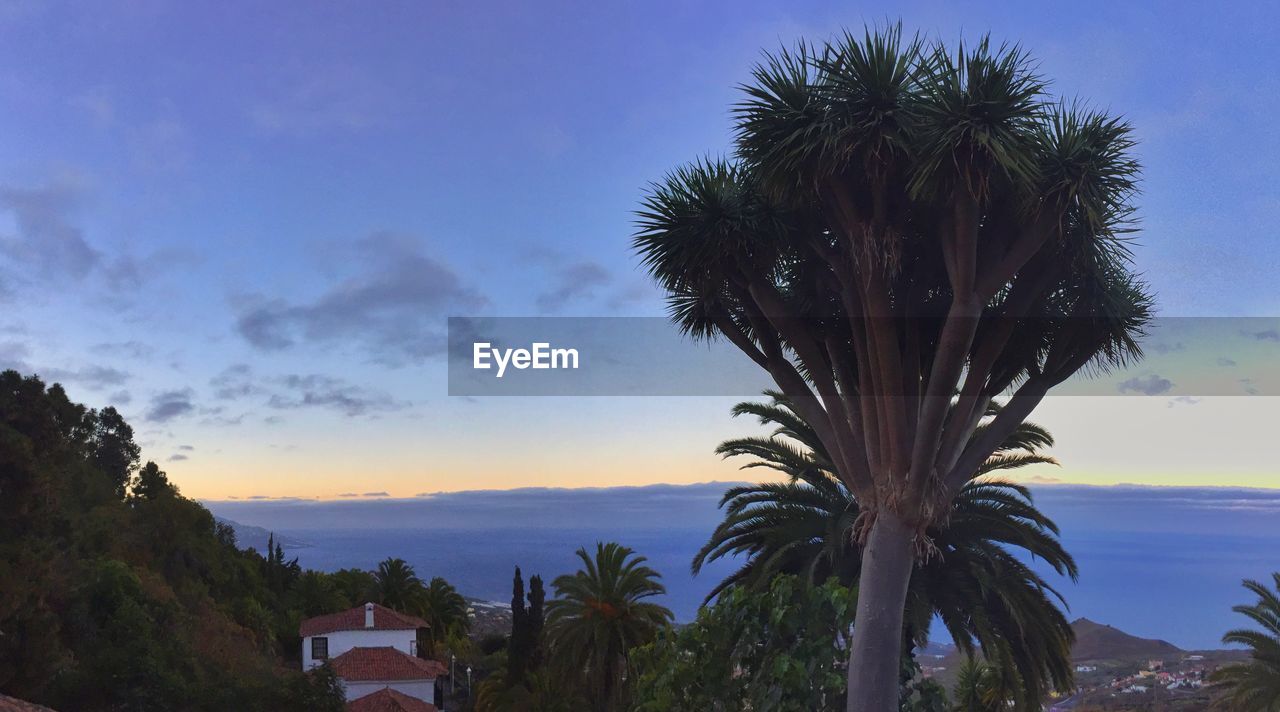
[634, 25, 1151, 711]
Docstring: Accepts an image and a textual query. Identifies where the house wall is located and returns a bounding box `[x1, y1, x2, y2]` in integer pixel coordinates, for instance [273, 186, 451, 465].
[343, 678, 437, 702]
[302, 628, 417, 670]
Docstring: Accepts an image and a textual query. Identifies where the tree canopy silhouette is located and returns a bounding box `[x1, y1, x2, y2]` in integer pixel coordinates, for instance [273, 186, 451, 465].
[0, 370, 343, 710]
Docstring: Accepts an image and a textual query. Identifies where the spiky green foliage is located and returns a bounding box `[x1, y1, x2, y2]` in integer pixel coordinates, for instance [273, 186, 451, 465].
[952, 658, 1011, 712]
[634, 23, 1151, 526]
[693, 392, 1075, 709]
[421, 576, 470, 657]
[372, 557, 426, 613]
[636, 26, 1148, 706]
[546, 543, 674, 711]
[1211, 574, 1280, 711]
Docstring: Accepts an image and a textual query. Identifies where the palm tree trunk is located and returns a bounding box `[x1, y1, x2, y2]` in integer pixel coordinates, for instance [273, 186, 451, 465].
[845, 510, 915, 711]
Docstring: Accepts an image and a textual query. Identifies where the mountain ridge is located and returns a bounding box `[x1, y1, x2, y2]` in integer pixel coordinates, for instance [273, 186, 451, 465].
[1069, 616, 1183, 661]
[214, 516, 311, 553]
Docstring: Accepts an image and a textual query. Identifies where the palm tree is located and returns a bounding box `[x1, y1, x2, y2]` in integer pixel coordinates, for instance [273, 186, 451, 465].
[693, 392, 1076, 708]
[420, 576, 470, 657]
[373, 557, 425, 613]
[952, 658, 1008, 712]
[475, 669, 587, 712]
[1210, 574, 1280, 710]
[634, 24, 1150, 710]
[546, 542, 674, 712]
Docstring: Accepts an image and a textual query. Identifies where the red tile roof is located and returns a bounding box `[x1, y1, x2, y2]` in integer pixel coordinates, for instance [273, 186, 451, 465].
[330, 647, 448, 681]
[346, 688, 437, 712]
[300, 602, 429, 637]
[0, 695, 58, 712]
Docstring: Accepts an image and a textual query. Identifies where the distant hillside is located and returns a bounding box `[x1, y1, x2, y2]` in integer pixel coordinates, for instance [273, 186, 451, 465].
[916, 640, 956, 660]
[926, 617, 1188, 690]
[214, 517, 310, 553]
[1069, 617, 1183, 661]
[466, 599, 512, 640]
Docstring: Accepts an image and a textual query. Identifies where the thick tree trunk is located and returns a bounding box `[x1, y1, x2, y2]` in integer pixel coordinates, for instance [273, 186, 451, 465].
[845, 510, 916, 711]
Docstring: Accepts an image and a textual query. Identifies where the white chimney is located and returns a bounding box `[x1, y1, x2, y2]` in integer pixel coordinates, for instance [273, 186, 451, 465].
[364, 602, 375, 628]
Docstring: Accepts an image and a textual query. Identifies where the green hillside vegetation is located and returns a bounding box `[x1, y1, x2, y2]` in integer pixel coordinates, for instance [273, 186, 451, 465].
[0, 370, 352, 711]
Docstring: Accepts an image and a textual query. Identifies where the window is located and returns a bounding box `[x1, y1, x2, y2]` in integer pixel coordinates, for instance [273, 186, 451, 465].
[410, 640, 417, 656]
[311, 637, 328, 660]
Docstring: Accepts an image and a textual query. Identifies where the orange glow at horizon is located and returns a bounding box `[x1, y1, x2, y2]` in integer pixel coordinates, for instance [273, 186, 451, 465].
[164, 396, 1280, 501]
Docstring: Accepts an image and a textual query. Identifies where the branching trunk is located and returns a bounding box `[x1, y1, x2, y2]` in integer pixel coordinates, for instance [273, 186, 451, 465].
[845, 510, 916, 711]
[634, 31, 1151, 712]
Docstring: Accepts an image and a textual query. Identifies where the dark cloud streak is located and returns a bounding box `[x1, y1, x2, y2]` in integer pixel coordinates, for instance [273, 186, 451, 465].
[1117, 374, 1174, 395]
[536, 261, 611, 312]
[234, 233, 486, 365]
[146, 389, 196, 422]
[209, 364, 406, 418]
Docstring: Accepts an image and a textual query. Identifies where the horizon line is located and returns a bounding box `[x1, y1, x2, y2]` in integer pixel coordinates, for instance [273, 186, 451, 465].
[196, 477, 1280, 504]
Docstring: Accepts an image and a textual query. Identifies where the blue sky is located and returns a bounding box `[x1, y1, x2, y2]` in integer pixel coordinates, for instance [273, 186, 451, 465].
[1, 1, 1278, 498]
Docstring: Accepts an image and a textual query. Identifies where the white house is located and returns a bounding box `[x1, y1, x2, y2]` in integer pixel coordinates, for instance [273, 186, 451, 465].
[300, 602, 446, 709]
[301, 602, 427, 670]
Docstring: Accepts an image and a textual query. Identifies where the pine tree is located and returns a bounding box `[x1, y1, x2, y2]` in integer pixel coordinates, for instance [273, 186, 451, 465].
[527, 575, 545, 670]
[507, 567, 528, 684]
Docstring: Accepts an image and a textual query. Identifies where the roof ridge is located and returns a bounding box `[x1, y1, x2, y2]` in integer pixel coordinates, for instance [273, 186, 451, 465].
[329, 646, 448, 681]
[347, 687, 439, 712]
[298, 602, 429, 637]
[339, 646, 440, 668]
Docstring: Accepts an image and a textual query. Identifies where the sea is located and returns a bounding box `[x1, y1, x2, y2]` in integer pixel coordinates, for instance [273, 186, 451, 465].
[204, 483, 1280, 651]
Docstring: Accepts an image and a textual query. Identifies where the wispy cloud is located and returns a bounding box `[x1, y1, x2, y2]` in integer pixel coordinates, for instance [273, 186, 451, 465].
[146, 388, 196, 422]
[536, 261, 612, 312]
[41, 365, 130, 391]
[0, 179, 100, 280]
[1150, 341, 1185, 354]
[94, 340, 154, 359]
[210, 363, 259, 400]
[1, 343, 132, 392]
[0, 176, 194, 302]
[209, 364, 406, 418]
[1117, 374, 1174, 396]
[1242, 328, 1280, 342]
[267, 373, 407, 417]
[234, 233, 486, 364]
